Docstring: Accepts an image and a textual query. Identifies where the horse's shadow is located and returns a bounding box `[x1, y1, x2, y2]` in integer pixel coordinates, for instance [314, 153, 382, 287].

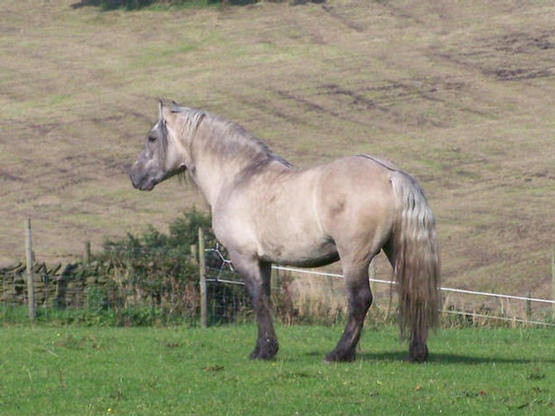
[304, 350, 555, 365]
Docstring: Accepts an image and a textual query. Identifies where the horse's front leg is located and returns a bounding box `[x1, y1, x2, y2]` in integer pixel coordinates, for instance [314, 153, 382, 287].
[229, 252, 278, 360]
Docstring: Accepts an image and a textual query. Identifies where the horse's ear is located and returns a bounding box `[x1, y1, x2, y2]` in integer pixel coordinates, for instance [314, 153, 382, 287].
[171, 101, 183, 113]
[158, 100, 164, 121]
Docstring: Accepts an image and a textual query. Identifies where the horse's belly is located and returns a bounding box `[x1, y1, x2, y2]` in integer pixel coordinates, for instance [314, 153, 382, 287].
[258, 236, 338, 267]
[281, 250, 340, 268]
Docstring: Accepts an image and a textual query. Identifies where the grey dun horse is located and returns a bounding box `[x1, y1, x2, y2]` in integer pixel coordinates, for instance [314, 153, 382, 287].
[130, 101, 440, 362]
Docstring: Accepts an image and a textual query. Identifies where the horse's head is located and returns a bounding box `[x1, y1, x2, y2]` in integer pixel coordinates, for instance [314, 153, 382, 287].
[129, 101, 187, 191]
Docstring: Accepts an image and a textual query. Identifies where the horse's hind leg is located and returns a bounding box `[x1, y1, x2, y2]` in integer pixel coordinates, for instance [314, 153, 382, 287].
[229, 252, 278, 360]
[383, 241, 429, 362]
[325, 262, 372, 362]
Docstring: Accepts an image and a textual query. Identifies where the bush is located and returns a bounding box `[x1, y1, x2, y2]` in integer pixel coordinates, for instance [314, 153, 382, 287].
[0, 208, 216, 326]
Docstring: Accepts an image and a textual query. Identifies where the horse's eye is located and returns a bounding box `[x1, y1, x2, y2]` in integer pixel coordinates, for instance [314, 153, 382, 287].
[148, 135, 157, 142]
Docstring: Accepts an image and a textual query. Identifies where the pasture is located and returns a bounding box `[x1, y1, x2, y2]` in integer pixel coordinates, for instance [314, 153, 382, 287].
[0, 2, 553, 413]
[1, 325, 553, 415]
[0, 0, 554, 299]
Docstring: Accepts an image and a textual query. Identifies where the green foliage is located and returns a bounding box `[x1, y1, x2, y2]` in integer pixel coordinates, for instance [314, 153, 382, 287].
[84, 208, 216, 325]
[0, 208, 216, 326]
[102, 207, 213, 259]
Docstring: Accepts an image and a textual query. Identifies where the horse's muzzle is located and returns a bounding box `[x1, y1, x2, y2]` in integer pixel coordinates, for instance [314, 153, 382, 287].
[129, 171, 139, 189]
[130, 173, 156, 191]
[129, 166, 155, 191]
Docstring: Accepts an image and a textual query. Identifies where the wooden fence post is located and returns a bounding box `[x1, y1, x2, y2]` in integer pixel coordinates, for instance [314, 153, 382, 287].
[199, 227, 207, 328]
[25, 218, 35, 321]
[2, 270, 9, 312]
[552, 248, 554, 322]
[84, 241, 91, 264]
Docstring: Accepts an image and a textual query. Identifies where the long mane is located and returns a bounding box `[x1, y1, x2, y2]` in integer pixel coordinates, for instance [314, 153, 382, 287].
[172, 105, 291, 169]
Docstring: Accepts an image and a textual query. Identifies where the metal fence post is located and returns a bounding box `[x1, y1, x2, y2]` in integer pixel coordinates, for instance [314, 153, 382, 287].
[199, 227, 207, 328]
[25, 218, 35, 321]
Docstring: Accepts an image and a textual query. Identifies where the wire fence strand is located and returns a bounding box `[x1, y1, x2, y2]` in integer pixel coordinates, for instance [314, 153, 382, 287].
[273, 265, 555, 305]
[204, 247, 554, 327]
[442, 310, 555, 327]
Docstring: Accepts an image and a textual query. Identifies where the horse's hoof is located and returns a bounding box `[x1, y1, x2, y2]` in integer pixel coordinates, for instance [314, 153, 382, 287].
[249, 340, 278, 360]
[324, 350, 356, 363]
[249, 351, 275, 360]
[249, 350, 277, 360]
[408, 354, 428, 363]
[248, 346, 261, 360]
[408, 343, 428, 363]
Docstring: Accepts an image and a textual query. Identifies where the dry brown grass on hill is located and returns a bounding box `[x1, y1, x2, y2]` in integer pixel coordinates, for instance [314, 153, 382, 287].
[0, 0, 553, 298]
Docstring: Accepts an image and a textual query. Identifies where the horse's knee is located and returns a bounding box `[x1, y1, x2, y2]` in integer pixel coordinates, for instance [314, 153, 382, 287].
[363, 287, 373, 309]
[357, 290, 372, 316]
[347, 283, 372, 319]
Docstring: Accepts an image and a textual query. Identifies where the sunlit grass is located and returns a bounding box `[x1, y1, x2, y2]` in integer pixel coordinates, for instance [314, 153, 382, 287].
[0, 325, 553, 415]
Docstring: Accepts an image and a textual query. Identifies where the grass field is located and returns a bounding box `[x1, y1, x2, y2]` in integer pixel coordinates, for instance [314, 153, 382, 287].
[0, 0, 554, 298]
[0, 324, 553, 415]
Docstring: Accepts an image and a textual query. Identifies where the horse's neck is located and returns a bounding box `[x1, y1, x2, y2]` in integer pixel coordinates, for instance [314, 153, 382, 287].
[191, 157, 229, 208]
[190, 144, 263, 209]
[185, 115, 289, 208]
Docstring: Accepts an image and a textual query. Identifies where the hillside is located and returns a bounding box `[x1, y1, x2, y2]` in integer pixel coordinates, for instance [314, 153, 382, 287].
[0, 0, 553, 299]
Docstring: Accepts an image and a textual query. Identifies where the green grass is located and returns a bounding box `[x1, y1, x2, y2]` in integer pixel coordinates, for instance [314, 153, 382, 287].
[1, 325, 553, 415]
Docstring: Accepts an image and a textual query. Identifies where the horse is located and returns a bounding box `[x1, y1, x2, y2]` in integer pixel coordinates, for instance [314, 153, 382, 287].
[129, 101, 440, 362]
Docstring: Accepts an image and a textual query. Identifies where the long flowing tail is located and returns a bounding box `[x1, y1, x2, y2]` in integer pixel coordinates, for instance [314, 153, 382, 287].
[390, 171, 440, 361]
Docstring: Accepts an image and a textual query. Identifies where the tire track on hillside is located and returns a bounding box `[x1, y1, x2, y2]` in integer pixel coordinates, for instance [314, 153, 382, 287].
[320, 4, 366, 33]
[429, 30, 555, 83]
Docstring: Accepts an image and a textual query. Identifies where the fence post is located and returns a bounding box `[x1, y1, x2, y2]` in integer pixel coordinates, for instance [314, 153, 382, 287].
[25, 218, 35, 321]
[199, 227, 207, 328]
[84, 241, 91, 264]
[526, 290, 532, 322]
[2, 274, 7, 310]
[551, 248, 554, 322]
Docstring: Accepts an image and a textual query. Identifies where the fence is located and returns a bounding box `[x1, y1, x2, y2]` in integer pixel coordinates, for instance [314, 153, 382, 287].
[198, 232, 555, 328]
[0, 261, 200, 326]
[0, 219, 201, 325]
[1, 223, 554, 327]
